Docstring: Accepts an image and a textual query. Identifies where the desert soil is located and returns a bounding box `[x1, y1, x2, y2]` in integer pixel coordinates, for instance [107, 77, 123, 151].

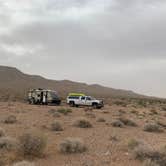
[0, 102, 166, 166]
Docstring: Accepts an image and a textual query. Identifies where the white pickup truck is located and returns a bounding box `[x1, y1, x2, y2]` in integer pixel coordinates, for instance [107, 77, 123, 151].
[67, 95, 104, 109]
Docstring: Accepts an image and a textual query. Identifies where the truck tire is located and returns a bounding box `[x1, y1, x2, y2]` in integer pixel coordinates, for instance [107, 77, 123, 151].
[92, 103, 98, 109]
[69, 101, 75, 107]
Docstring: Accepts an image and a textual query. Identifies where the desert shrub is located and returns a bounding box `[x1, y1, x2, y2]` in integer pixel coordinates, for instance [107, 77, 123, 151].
[113, 100, 127, 107]
[137, 100, 147, 107]
[130, 110, 138, 114]
[59, 137, 87, 153]
[128, 139, 141, 150]
[156, 121, 166, 128]
[48, 109, 57, 114]
[143, 123, 163, 133]
[85, 112, 96, 118]
[133, 145, 166, 166]
[150, 109, 158, 115]
[96, 117, 106, 122]
[51, 120, 63, 131]
[84, 107, 93, 112]
[13, 161, 35, 166]
[119, 117, 137, 127]
[0, 128, 5, 137]
[103, 110, 109, 114]
[4, 115, 17, 124]
[143, 159, 159, 166]
[161, 106, 166, 112]
[52, 112, 61, 118]
[73, 118, 92, 128]
[18, 132, 47, 157]
[111, 120, 124, 128]
[110, 135, 119, 142]
[0, 136, 18, 151]
[57, 108, 72, 115]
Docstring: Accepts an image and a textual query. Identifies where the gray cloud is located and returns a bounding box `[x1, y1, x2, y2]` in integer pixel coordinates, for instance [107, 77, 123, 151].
[0, 0, 166, 97]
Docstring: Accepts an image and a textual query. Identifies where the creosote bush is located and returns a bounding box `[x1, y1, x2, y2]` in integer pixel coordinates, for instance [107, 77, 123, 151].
[13, 161, 35, 166]
[57, 108, 72, 115]
[59, 137, 87, 153]
[85, 112, 96, 118]
[111, 120, 124, 128]
[51, 120, 63, 131]
[0, 128, 5, 137]
[97, 117, 106, 122]
[143, 123, 163, 133]
[73, 118, 92, 128]
[0, 136, 18, 151]
[128, 139, 141, 150]
[4, 115, 17, 124]
[133, 144, 166, 166]
[18, 132, 47, 157]
[119, 117, 137, 127]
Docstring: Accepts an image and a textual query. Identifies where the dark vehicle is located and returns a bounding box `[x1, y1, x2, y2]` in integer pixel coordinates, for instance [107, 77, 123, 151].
[28, 89, 61, 105]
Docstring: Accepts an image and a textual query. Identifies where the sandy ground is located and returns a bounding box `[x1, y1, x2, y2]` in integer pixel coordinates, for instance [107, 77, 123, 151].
[0, 102, 166, 166]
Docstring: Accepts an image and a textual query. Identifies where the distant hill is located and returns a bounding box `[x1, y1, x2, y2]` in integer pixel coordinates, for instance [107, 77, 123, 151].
[0, 66, 145, 101]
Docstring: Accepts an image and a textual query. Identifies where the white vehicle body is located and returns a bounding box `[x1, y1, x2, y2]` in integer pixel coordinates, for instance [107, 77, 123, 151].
[67, 96, 104, 109]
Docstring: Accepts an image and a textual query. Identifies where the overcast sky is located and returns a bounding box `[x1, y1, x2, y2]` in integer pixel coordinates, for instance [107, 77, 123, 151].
[0, 0, 166, 97]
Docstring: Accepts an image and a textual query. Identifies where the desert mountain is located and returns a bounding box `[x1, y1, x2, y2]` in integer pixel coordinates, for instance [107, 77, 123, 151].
[0, 66, 144, 101]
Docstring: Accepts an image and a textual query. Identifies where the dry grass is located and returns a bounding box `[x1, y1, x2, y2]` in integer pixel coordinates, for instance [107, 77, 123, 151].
[143, 159, 159, 166]
[13, 161, 35, 166]
[4, 115, 17, 124]
[51, 120, 63, 131]
[18, 132, 47, 157]
[57, 108, 72, 115]
[143, 123, 163, 133]
[59, 137, 87, 153]
[119, 117, 137, 127]
[111, 120, 124, 128]
[0, 128, 5, 137]
[128, 139, 141, 150]
[73, 117, 92, 128]
[0, 136, 18, 151]
[133, 144, 166, 166]
[96, 117, 106, 122]
[84, 112, 96, 118]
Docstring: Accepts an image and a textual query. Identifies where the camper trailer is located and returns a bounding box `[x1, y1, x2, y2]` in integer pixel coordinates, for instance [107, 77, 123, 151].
[28, 89, 61, 105]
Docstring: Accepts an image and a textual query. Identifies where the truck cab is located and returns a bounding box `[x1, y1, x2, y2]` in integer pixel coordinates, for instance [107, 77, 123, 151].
[67, 93, 104, 109]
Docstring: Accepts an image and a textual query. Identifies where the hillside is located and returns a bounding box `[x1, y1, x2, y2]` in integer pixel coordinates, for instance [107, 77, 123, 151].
[0, 66, 144, 101]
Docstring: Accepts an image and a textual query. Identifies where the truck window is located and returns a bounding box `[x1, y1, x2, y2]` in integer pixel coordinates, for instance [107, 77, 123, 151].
[86, 97, 91, 100]
[81, 96, 85, 100]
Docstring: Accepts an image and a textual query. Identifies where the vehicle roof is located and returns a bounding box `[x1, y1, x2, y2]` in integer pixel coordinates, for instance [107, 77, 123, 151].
[68, 93, 85, 97]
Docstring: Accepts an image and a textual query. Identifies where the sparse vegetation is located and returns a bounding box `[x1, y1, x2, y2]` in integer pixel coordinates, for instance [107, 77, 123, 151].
[51, 120, 63, 131]
[96, 117, 106, 122]
[0, 136, 18, 151]
[4, 115, 17, 124]
[119, 117, 137, 127]
[13, 161, 35, 166]
[143, 159, 159, 166]
[52, 112, 61, 118]
[57, 108, 72, 115]
[85, 112, 96, 118]
[18, 132, 47, 157]
[133, 144, 166, 166]
[143, 123, 163, 133]
[73, 117, 92, 128]
[59, 137, 87, 153]
[0, 128, 5, 137]
[128, 139, 141, 150]
[111, 120, 124, 127]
